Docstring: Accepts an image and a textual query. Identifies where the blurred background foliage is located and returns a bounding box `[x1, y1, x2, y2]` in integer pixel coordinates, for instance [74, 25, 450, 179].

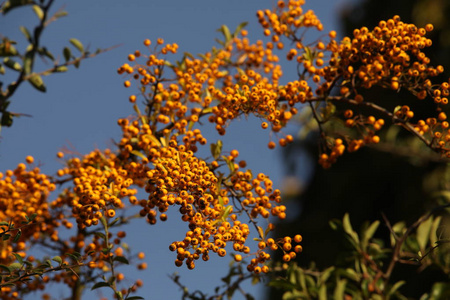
[269, 0, 450, 299]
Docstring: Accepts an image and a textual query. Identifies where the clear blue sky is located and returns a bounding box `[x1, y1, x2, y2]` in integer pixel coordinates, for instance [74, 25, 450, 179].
[1, 0, 350, 298]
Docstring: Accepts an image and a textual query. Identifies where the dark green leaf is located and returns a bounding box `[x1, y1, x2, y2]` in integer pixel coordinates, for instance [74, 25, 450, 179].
[113, 256, 129, 265]
[94, 232, 106, 240]
[13, 229, 21, 242]
[63, 47, 71, 62]
[28, 73, 46, 92]
[69, 38, 84, 53]
[91, 281, 110, 290]
[13, 253, 23, 264]
[65, 253, 81, 261]
[37, 47, 55, 61]
[0, 63, 5, 74]
[2, 233, 11, 240]
[126, 297, 144, 300]
[73, 58, 81, 68]
[0, 264, 11, 274]
[25, 213, 37, 222]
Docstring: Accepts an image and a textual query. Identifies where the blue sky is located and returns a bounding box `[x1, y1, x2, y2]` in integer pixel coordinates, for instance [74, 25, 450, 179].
[1, 0, 350, 298]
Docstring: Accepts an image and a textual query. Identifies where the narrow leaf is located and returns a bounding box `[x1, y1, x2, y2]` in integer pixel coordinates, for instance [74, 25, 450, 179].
[13, 229, 21, 242]
[19, 26, 32, 42]
[32, 5, 44, 20]
[69, 38, 84, 53]
[91, 281, 110, 290]
[113, 256, 129, 265]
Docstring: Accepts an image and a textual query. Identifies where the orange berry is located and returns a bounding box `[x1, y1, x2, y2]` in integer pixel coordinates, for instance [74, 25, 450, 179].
[268, 141, 276, 149]
[124, 81, 131, 88]
[129, 95, 137, 103]
[25, 156, 34, 164]
[230, 150, 239, 158]
[138, 252, 145, 260]
[258, 241, 266, 249]
[234, 254, 242, 262]
[294, 235, 302, 243]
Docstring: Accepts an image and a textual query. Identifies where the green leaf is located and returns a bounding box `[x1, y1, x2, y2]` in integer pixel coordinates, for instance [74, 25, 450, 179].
[2, 233, 11, 240]
[28, 73, 46, 92]
[32, 5, 44, 20]
[22, 52, 34, 75]
[69, 38, 84, 53]
[9, 262, 22, 270]
[3, 57, 22, 71]
[333, 278, 346, 300]
[73, 58, 81, 68]
[13, 229, 21, 242]
[234, 22, 248, 36]
[429, 282, 450, 299]
[25, 213, 37, 222]
[210, 140, 223, 160]
[37, 47, 55, 61]
[0, 221, 9, 226]
[361, 220, 379, 249]
[0, 264, 11, 274]
[0, 63, 5, 74]
[1, 0, 34, 14]
[319, 266, 335, 284]
[217, 25, 232, 43]
[63, 47, 71, 62]
[113, 256, 129, 265]
[131, 150, 147, 160]
[430, 216, 442, 246]
[109, 217, 120, 227]
[91, 281, 110, 290]
[342, 213, 359, 244]
[52, 256, 62, 264]
[13, 253, 23, 264]
[54, 10, 68, 19]
[65, 252, 81, 261]
[417, 217, 433, 251]
[126, 297, 144, 300]
[387, 280, 405, 298]
[257, 226, 265, 239]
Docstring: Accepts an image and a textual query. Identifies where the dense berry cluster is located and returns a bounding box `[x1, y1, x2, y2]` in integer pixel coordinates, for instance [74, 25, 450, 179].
[0, 159, 58, 264]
